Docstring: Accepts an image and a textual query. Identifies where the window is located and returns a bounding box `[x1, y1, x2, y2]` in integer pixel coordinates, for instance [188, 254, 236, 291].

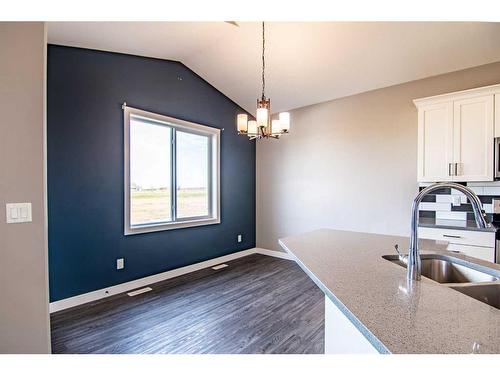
[124, 105, 220, 234]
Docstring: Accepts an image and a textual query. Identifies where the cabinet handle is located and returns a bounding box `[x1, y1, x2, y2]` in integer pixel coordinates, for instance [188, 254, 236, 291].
[443, 234, 461, 239]
[448, 163, 453, 176]
[454, 163, 459, 176]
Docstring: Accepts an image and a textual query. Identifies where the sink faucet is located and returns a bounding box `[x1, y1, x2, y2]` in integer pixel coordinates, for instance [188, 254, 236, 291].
[398, 182, 489, 281]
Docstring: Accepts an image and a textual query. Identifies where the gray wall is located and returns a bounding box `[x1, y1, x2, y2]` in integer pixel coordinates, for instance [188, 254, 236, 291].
[0, 22, 50, 353]
[257, 61, 500, 251]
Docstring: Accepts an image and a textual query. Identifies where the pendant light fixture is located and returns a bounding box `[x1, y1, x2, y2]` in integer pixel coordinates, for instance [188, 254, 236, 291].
[237, 22, 290, 140]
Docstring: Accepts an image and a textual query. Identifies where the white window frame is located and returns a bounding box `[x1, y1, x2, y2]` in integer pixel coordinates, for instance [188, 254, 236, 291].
[124, 104, 220, 235]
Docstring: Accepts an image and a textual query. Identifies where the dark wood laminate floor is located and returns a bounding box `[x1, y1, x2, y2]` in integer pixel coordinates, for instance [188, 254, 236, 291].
[51, 254, 324, 354]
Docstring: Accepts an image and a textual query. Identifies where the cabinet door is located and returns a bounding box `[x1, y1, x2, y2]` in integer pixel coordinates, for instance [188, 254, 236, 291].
[446, 244, 495, 263]
[453, 95, 494, 182]
[495, 94, 500, 138]
[417, 102, 454, 182]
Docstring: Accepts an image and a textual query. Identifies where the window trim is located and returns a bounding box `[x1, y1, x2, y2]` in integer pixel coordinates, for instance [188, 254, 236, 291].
[123, 104, 220, 235]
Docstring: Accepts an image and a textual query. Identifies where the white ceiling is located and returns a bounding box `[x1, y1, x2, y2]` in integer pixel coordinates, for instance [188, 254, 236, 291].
[48, 22, 500, 114]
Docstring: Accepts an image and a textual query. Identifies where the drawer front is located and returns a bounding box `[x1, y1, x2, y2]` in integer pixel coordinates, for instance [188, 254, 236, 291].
[446, 243, 495, 263]
[418, 227, 495, 248]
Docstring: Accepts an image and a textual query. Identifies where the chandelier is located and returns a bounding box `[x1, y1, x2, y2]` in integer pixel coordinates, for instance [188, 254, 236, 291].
[236, 22, 290, 140]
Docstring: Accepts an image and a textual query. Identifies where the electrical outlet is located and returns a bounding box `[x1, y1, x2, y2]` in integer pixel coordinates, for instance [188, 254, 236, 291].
[237, 234, 242, 243]
[451, 195, 461, 207]
[116, 258, 124, 270]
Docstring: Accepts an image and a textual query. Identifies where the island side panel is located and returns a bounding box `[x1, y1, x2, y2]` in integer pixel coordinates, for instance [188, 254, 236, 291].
[324, 296, 379, 354]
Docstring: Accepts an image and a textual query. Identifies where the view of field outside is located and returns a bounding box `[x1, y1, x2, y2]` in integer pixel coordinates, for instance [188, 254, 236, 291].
[130, 189, 171, 225]
[129, 116, 209, 225]
[130, 188, 208, 224]
[176, 131, 209, 218]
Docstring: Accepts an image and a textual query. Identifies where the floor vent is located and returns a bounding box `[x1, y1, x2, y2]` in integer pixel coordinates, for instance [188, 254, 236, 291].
[127, 287, 152, 297]
[212, 264, 228, 270]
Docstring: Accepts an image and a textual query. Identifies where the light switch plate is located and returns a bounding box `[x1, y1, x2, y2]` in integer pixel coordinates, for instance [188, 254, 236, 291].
[6, 203, 32, 223]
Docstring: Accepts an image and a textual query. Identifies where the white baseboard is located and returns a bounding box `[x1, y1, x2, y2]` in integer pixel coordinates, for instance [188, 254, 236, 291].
[49, 246, 291, 313]
[254, 248, 293, 260]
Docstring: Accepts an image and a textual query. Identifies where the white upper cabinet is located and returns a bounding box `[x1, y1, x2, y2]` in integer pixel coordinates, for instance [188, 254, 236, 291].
[495, 93, 500, 138]
[417, 102, 453, 182]
[415, 84, 499, 182]
[452, 95, 493, 181]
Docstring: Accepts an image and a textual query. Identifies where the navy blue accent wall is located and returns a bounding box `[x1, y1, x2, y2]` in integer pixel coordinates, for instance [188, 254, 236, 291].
[47, 45, 256, 302]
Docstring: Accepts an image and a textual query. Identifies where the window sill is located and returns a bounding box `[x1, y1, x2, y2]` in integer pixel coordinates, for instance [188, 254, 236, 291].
[124, 217, 220, 235]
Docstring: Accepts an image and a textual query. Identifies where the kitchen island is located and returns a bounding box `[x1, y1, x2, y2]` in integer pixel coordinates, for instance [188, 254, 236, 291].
[279, 229, 500, 354]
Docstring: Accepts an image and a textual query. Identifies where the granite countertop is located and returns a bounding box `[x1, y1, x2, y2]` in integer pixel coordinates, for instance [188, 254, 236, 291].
[279, 229, 500, 354]
[419, 217, 498, 233]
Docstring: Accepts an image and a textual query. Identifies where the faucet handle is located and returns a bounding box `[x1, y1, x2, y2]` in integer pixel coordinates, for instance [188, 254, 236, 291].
[394, 244, 407, 263]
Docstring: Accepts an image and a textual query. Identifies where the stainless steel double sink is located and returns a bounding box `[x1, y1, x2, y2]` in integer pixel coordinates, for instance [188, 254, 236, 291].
[382, 254, 500, 309]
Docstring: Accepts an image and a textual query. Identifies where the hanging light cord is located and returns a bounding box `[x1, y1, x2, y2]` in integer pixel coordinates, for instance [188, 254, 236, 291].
[261, 21, 266, 100]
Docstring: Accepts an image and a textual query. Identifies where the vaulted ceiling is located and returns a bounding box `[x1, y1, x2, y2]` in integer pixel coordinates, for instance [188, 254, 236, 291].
[48, 22, 500, 113]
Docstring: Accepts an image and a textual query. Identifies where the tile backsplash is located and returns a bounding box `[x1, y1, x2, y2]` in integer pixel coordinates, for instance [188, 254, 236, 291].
[418, 182, 500, 223]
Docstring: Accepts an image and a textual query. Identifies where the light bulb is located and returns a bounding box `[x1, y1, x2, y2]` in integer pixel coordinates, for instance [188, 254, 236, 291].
[256, 108, 268, 128]
[248, 120, 257, 135]
[279, 112, 290, 132]
[237, 114, 248, 133]
[272, 119, 281, 134]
